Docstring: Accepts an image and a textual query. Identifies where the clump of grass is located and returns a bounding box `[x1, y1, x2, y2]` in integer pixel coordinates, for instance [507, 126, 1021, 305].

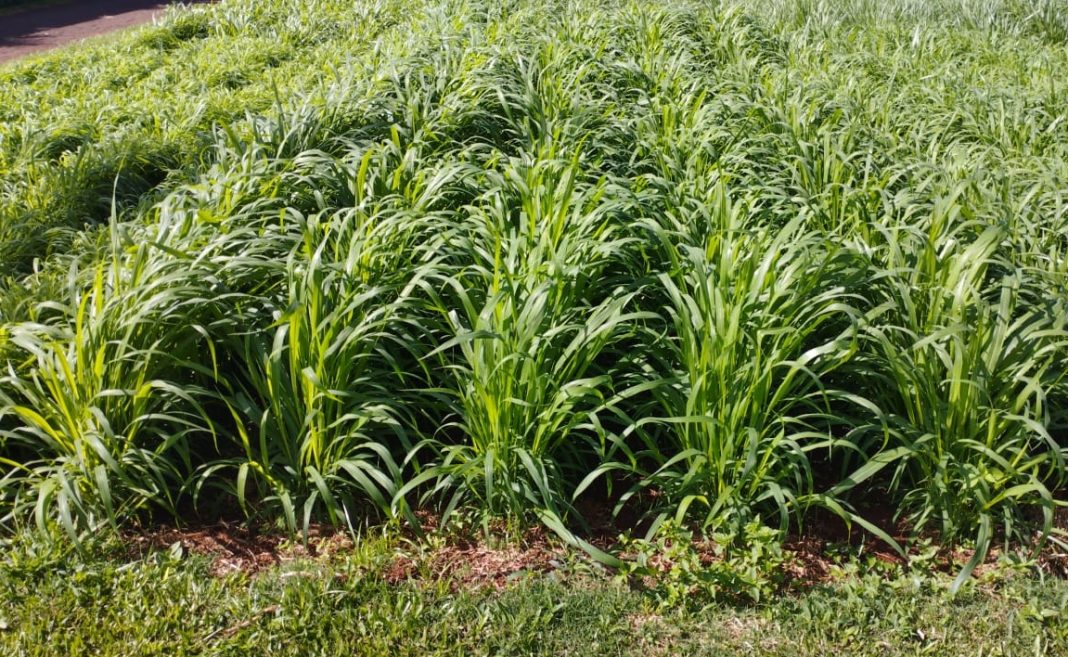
[0, 231, 226, 535]
[612, 195, 863, 534]
[843, 217, 1068, 586]
[401, 153, 646, 526]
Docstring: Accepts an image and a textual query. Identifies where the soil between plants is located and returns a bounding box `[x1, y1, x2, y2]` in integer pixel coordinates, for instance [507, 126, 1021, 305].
[118, 506, 1068, 590]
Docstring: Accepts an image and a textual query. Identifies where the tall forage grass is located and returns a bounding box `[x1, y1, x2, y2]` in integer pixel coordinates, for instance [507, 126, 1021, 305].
[0, 0, 1065, 587]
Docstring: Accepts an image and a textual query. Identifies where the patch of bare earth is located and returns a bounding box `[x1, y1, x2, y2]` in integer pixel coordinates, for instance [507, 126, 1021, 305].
[386, 523, 563, 590]
[123, 521, 353, 576]
[117, 502, 1068, 589]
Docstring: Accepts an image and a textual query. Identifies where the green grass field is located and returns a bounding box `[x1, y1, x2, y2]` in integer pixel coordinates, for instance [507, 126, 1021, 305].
[1, 528, 1066, 656]
[1, 0, 1067, 643]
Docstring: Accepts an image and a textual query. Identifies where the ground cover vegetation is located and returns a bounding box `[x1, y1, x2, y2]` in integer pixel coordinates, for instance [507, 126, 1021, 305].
[1, 0, 1067, 596]
[1, 526, 1066, 656]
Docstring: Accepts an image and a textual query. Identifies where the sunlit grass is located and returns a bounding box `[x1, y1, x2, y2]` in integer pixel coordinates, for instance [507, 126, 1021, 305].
[0, 0, 1066, 589]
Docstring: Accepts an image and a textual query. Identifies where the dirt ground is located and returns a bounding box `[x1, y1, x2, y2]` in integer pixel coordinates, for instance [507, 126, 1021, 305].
[0, 0, 205, 64]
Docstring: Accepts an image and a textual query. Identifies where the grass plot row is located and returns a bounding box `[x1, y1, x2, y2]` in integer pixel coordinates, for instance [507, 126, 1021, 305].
[0, 0, 1067, 587]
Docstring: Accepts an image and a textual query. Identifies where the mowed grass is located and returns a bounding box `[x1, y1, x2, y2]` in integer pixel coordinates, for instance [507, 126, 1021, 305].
[0, 0, 1067, 594]
[1, 531, 1066, 657]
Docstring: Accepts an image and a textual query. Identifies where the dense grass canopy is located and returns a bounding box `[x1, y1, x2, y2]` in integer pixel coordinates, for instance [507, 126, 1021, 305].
[1, 0, 1067, 586]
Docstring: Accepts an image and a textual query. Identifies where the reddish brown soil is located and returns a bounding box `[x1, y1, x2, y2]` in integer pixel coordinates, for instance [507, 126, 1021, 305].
[385, 522, 562, 590]
[120, 509, 1068, 592]
[0, 0, 208, 64]
[124, 521, 356, 576]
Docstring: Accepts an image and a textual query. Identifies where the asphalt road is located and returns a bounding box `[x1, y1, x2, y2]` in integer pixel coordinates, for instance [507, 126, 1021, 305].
[0, 0, 205, 63]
